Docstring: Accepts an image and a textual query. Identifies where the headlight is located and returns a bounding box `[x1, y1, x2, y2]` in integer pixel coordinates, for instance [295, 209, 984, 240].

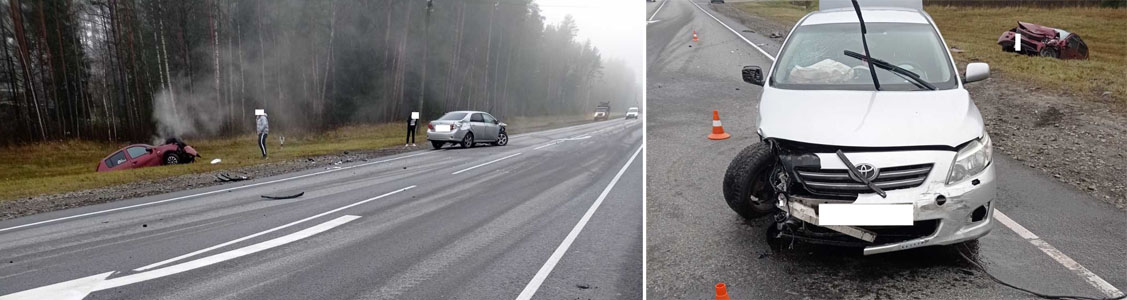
[946, 131, 992, 184]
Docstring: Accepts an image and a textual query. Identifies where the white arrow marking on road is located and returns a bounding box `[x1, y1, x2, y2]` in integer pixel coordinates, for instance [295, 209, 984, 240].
[0, 215, 361, 300]
[559, 136, 591, 141]
[451, 153, 523, 175]
[135, 185, 415, 271]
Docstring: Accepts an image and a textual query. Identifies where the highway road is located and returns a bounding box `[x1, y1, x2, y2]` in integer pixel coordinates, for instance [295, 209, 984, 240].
[0, 119, 643, 299]
[645, 0, 1125, 299]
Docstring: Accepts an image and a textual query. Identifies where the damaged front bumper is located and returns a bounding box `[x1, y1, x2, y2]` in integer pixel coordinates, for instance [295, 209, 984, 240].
[775, 149, 996, 255]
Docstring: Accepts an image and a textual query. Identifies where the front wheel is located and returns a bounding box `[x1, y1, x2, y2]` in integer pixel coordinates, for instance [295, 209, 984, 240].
[1039, 47, 1058, 58]
[431, 141, 444, 149]
[722, 142, 779, 219]
[494, 132, 508, 146]
[163, 153, 180, 165]
[461, 133, 475, 148]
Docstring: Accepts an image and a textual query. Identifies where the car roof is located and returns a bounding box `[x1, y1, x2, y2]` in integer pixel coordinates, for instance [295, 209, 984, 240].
[802, 8, 929, 26]
[446, 110, 485, 114]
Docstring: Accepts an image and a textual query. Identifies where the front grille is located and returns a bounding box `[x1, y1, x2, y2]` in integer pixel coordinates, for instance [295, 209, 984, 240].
[795, 164, 933, 196]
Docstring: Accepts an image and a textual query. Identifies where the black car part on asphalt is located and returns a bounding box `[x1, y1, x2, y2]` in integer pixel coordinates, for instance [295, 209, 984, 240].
[261, 192, 304, 200]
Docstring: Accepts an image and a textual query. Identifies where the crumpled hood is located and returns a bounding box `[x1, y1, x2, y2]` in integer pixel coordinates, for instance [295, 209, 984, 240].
[757, 88, 984, 148]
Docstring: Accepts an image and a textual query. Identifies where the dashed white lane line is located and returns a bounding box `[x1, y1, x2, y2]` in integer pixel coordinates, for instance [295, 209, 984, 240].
[686, 0, 776, 60]
[134, 185, 416, 271]
[649, 0, 668, 21]
[451, 153, 523, 175]
[993, 210, 1124, 298]
[533, 142, 561, 150]
[0, 215, 362, 300]
[0, 152, 430, 234]
[515, 145, 643, 300]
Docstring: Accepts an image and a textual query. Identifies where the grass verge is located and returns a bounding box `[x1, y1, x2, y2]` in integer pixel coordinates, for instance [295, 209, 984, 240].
[732, 2, 1126, 104]
[0, 114, 591, 202]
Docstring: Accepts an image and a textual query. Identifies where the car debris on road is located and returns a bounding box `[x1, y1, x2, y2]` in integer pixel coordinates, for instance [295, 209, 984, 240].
[261, 192, 304, 200]
[215, 172, 250, 182]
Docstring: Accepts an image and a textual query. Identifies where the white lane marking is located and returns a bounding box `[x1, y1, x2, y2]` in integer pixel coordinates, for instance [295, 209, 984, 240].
[516, 145, 643, 300]
[451, 153, 523, 175]
[686, 0, 776, 60]
[0, 152, 430, 233]
[533, 142, 561, 150]
[649, 0, 668, 21]
[994, 209, 1124, 298]
[0, 215, 361, 300]
[133, 185, 415, 271]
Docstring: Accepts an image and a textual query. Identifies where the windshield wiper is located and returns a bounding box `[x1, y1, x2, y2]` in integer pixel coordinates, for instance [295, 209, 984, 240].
[844, 50, 937, 90]
[850, 0, 881, 90]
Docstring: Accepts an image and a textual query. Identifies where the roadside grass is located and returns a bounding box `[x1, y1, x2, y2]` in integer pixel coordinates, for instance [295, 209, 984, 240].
[733, 2, 1127, 104]
[0, 114, 591, 202]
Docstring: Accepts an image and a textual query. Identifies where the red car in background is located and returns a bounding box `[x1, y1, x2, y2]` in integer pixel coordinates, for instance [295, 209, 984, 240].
[96, 139, 200, 172]
[998, 22, 1088, 59]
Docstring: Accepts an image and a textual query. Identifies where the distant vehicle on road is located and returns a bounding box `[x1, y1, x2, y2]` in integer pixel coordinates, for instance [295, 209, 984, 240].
[427, 111, 508, 149]
[997, 21, 1088, 59]
[625, 107, 640, 119]
[710, 0, 725, 3]
[727, 0, 995, 255]
[96, 139, 200, 172]
[594, 102, 611, 121]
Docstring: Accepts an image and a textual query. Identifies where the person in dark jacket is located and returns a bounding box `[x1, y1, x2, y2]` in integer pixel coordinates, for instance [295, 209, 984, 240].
[406, 113, 418, 147]
[256, 110, 269, 158]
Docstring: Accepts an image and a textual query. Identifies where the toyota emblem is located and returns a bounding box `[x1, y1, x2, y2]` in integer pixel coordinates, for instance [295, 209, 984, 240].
[850, 163, 879, 182]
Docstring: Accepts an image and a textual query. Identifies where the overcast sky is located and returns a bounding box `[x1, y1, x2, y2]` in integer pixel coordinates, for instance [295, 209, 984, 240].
[535, 0, 644, 85]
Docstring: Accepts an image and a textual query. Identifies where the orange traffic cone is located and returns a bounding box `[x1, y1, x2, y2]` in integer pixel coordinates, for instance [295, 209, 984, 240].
[693, 30, 699, 42]
[708, 110, 730, 140]
[715, 283, 730, 300]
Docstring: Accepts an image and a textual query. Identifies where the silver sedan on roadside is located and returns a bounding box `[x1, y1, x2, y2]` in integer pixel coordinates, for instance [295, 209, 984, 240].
[427, 111, 508, 149]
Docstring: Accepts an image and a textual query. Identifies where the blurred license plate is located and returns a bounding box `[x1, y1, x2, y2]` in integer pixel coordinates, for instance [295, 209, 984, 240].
[818, 204, 913, 226]
[434, 126, 451, 132]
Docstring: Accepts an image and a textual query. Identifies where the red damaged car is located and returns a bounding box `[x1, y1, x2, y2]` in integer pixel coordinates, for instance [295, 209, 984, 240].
[998, 22, 1088, 59]
[96, 139, 200, 172]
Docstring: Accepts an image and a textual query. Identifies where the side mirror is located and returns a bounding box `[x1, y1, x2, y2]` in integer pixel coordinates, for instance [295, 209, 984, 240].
[742, 65, 764, 86]
[964, 62, 989, 83]
[493, 120, 499, 124]
[146, 148, 154, 153]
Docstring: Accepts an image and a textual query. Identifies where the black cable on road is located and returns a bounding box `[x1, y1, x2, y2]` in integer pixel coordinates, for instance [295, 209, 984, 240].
[957, 244, 1126, 300]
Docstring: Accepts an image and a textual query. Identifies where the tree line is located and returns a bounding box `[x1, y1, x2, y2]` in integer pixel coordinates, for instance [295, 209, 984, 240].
[0, 0, 638, 145]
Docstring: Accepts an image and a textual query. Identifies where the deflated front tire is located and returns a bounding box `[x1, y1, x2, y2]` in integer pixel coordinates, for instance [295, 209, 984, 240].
[723, 142, 779, 219]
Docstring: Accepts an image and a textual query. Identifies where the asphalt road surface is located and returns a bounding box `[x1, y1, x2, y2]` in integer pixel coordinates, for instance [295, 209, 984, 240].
[0, 119, 642, 299]
[645, 0, 1125, 299]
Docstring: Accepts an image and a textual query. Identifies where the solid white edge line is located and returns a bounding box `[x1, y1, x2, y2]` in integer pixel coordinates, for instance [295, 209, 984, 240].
[649, 0, 668, 21]
[0, 152, 430, 233]
[686, 0, 776, 61]
[515, 145, 643, 300]
[994, 209, 1124, 298]
[451, 153, 523, 175]
[133, 185, 416, 271]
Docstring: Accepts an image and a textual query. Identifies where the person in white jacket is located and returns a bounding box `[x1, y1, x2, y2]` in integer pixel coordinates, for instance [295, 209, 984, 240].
[256, 110, 269, 158]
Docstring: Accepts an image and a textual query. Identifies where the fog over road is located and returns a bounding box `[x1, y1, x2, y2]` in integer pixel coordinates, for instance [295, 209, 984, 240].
[0, 119, 642, 299]
[644, 0, 1125, 299]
